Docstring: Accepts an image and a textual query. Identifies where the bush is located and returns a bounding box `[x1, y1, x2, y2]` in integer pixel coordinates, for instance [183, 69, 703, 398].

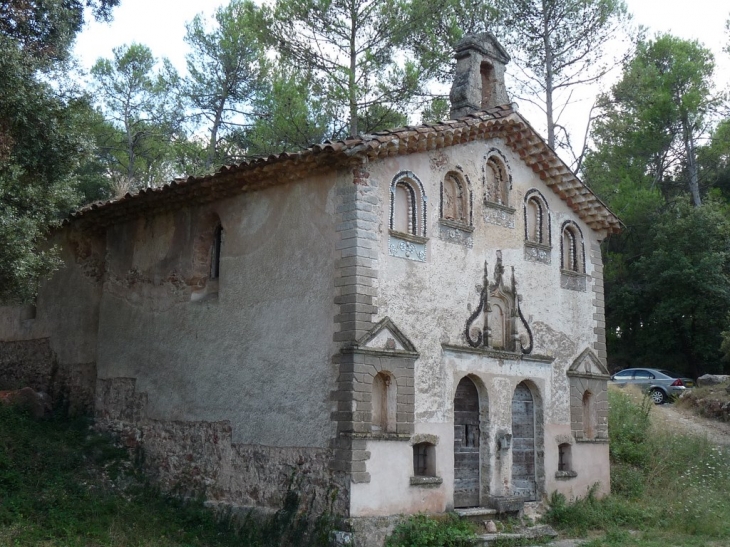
[386, 514, 476, 547]
[544, 389, 730, 543]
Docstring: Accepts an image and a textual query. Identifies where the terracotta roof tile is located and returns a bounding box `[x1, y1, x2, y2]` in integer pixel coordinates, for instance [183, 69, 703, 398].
[67, 104, 620, 234]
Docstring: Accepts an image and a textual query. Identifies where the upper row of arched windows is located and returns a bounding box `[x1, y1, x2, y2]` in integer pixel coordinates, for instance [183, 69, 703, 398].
[389, 153, 586, 274]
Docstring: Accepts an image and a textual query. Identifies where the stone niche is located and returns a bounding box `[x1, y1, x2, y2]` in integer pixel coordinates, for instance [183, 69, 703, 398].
[330, 318, 418, 484]
[567, 349, 610, 441]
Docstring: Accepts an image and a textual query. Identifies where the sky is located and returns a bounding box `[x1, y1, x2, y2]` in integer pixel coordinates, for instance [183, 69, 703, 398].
[72, 0, 730, 158]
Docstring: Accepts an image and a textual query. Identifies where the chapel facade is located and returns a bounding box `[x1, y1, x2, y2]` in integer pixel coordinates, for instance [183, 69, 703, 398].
[0, 33, 619, 545]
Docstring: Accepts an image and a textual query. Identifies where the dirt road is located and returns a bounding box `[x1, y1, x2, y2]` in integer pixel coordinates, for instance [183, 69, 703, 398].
[652, 402, 730, 445]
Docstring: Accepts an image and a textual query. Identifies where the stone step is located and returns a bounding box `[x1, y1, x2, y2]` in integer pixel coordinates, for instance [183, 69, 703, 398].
[453, 507, 498, 527]
[472, 525, 559, 546]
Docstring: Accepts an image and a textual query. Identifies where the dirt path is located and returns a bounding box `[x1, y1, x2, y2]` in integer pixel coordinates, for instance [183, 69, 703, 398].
[651, 402, 730, 445]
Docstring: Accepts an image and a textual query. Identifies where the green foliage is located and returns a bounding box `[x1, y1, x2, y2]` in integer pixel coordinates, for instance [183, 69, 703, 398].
[587, 35, 718, 205]
[0, 0, 120, 65]
[386, 514, 476, 547]
[0, 36, 89, 303]
[245, 67, 332, 156]
[601, 200, 730, 376]
[184, 0, 266, 168]
[267, 0, 428, 137]
[544, 389, 730, 543]
[0, 405, 338, 546]
[497, 0, 631, 150]
[421, 97, 451, 124]
[607, 389, 652, 468]
[90, 43, 184, 193]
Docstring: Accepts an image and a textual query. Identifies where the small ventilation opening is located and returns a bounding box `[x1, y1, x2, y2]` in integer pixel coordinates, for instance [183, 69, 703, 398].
[211, 224, 222, 279]
[558, 443, 572, 472]
[413, 442, 436, 477]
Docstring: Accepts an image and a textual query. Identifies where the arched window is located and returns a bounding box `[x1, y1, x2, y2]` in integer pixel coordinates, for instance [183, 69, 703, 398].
[210, 223, 223, 279]
[489, 301, 506, 349]
[524, 190, 550, 246]
[582, 391, 597, 440]
[372, 372, 396, 433]
[441, 172, 469, 224]
[561, 222, 584, 273]
[390, 172, 426, 237]
[485, 155, 509, 206]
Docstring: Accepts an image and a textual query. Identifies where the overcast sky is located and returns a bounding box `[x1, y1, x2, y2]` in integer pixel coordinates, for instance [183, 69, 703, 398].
[72, 0, 730, 156]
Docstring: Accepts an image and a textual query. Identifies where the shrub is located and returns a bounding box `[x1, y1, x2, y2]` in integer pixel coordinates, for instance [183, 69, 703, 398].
[386, 514, 476, 547]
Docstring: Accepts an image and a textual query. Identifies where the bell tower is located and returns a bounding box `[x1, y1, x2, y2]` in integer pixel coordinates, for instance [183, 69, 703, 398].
[449, 32, 511, 119]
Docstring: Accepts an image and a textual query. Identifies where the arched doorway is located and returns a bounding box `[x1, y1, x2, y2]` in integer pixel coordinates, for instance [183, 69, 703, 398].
[454, 376, 480, 507]
[511, 382, 537, 499]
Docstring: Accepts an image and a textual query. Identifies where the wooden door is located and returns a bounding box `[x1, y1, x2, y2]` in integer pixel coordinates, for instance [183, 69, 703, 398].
[511, 382, 536, 499]
[454, 377, 480, 507]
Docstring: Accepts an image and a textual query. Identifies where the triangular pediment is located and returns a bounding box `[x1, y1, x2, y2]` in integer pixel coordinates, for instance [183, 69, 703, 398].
[356, 317, 417, 354]
[567, 348, 610, 378]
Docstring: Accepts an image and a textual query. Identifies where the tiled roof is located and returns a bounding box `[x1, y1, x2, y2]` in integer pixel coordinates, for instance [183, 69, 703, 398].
[68, 104, 620, 234]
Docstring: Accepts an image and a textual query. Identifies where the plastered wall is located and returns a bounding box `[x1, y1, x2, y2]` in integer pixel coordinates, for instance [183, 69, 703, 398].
[349, 138, 609, 514]
[95, 174, 343, 448]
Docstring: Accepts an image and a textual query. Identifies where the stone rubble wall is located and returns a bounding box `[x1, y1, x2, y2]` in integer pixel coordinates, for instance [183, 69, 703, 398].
[95, 377, 350, 516]
[0, 338, 96, 414]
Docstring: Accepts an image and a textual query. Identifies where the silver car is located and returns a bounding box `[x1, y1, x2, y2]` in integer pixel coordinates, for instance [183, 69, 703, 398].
[610, 368, 695, 404]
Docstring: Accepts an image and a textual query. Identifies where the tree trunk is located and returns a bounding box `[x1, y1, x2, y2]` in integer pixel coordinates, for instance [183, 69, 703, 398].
[348, 4, 358, 137]
[542, 0, 555, 150]
[682, 112, 702, 207]
[207, 101, 225, 170]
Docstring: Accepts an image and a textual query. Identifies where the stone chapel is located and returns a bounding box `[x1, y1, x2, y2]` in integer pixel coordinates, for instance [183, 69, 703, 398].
[0, 33, 619, 545]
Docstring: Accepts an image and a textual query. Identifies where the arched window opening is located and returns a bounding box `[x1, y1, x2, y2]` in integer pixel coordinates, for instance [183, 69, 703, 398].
[393, 183, 413, 234]
[561, 222, 584, 273]
[558, 443, 572, 472]
[390, 173, 426, 238]
[480, 61, 494, 109]
[413, 442, 436, 477]
[372, 372, 396, 433]
[442, 172, 467, 224]
[526, 199, 541, 243]
[582, 391, 597, 440]
[489, 301, 506, 350]
[486, 156, 509, 206]
[210, 224, 223, 279]
[562, 229, 576, 271]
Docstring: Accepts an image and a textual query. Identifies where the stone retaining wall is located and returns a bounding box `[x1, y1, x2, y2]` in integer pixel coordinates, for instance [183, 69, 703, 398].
[95, 377, 350, 516]
[0, 338, 96, 414]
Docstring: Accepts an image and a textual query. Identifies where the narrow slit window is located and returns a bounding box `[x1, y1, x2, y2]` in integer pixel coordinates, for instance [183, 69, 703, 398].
[558, 443, 572, 472]
[211, 224, 223, 279]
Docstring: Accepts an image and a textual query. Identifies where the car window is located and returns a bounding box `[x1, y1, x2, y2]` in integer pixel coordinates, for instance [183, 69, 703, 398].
[613, 370, 633, 378]
[633, 370, 654, 379]
[657, 370, 678, 377]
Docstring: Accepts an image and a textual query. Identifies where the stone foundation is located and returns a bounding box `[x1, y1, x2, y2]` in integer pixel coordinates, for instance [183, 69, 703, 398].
[0, 338, 96, 414]
[95, 377, 349, 516]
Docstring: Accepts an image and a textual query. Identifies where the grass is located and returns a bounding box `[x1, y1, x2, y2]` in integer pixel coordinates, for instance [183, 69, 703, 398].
[385, 514, 477, 547]
[0, 405, 336, 546]
[544, 387, 730, 546]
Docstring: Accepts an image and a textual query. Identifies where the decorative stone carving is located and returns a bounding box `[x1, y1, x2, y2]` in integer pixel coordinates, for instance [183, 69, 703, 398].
[560, 270, 587, 292]
[524, 242, 551, 264]
[438, 220, 474, 248]
[483, 203, 516, 228]
[464, 251, 533, 354]
[388, 233, 427, 262]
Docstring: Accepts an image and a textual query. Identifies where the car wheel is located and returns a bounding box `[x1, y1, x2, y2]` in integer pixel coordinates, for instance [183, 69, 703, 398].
[649, 388, 666, 405]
